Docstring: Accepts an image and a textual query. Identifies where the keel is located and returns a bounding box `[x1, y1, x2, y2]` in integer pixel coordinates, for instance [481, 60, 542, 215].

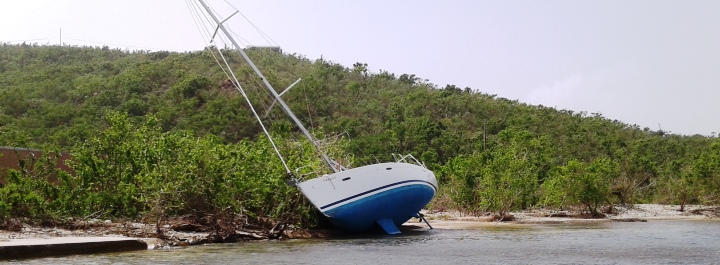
[376, 218, 401, 234]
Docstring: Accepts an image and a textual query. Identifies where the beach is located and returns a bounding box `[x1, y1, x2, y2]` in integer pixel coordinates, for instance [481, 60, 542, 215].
[2, 204, 718, 249]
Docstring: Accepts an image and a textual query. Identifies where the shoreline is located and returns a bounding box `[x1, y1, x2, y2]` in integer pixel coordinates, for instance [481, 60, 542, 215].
[2, 204, 718, 250]
[425, 204, 720, 229]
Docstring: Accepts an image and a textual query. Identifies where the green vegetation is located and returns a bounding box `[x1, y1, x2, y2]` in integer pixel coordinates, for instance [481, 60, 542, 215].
[540, 158, 616, 215]
[1, 112, 322, 231]
[1, 43, 719, 228]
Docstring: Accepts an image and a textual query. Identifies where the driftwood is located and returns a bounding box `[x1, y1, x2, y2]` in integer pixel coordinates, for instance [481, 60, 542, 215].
[690, 207, 720, 217]
[235, 230, 268, 240]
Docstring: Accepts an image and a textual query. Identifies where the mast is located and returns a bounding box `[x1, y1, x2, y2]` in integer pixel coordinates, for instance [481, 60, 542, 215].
[196, 0, 339, 173]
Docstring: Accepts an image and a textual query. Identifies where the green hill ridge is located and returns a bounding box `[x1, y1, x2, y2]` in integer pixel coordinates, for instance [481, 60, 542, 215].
[0, 43, 718, 228]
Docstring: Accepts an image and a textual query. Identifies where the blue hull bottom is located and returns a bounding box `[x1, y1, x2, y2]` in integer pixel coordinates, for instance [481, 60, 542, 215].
[322, 184, 435, 233]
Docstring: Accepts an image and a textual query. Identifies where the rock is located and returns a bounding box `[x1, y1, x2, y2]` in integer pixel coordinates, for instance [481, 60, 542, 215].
[282, 229, 333, 239]
[223, 234, 237, 243]
[209, 234, 224, 243]
[283, 230, 312, 239]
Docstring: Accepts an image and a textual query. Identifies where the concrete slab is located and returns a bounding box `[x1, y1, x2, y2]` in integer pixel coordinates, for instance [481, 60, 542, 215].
[0, 237, 147, 260]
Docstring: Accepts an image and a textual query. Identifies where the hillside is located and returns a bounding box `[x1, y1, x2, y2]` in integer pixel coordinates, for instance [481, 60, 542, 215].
[1, 43, 718, 225]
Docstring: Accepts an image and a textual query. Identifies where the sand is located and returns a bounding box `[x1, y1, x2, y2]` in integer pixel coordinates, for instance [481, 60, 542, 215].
[424, 204, 720, 230]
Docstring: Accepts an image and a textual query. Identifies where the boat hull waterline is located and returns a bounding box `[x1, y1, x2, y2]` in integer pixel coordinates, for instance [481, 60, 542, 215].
[296, 162, 437, 234]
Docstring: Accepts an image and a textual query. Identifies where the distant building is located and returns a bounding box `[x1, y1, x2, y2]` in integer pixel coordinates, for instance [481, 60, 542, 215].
[0, 146, 72, 185]
[245, 45, 282, 53]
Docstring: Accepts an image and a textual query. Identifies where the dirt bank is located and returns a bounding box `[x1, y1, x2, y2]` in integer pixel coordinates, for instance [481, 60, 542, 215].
[0, 216, 335, 249]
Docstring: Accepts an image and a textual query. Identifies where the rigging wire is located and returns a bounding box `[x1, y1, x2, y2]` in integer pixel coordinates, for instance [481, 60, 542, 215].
[193, 2, 271, 106]
[217, 45, 276, 122]
[222, 0, 279, 46]
[302, 81, 315, 130]
[216, 56, 292, 174]
[189, 0, 282, 117]
[186, 0, 291, 173]
[190, 0, 337, 172]
[187, 0, 232, 80]
[204, 4, 312, 160]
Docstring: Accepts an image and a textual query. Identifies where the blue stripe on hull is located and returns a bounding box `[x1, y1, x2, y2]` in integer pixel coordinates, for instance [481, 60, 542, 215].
[320, 180, 437, 210]
[322, 184, 435, 233]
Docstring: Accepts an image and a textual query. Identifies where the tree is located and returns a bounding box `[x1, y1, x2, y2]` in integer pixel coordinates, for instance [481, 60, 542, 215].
[541, 158, 615, 216]
[443, 128, 544, 218]
[692, 140, 720, 203]
[664, 161, 699, 211]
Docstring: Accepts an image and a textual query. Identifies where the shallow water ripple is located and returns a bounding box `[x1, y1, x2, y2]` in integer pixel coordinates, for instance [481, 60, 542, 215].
[11, 220, 720, 265]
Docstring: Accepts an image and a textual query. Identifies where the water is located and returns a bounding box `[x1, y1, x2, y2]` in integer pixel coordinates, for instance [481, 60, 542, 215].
[10, 220, 720, 264]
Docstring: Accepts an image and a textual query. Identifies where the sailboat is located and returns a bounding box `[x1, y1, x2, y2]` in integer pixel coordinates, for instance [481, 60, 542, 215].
[191, 0, 437, 234]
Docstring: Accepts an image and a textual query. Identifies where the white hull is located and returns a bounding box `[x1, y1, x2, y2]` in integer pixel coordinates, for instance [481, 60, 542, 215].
[296, 162, 437, 233]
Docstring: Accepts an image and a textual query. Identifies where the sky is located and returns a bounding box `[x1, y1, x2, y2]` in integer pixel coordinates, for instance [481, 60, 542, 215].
[1, 0, 719, 136]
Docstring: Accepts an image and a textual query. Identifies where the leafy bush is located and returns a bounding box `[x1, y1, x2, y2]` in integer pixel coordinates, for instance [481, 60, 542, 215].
[541, 158, 616, 215]
[1, 112, 321, 229]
